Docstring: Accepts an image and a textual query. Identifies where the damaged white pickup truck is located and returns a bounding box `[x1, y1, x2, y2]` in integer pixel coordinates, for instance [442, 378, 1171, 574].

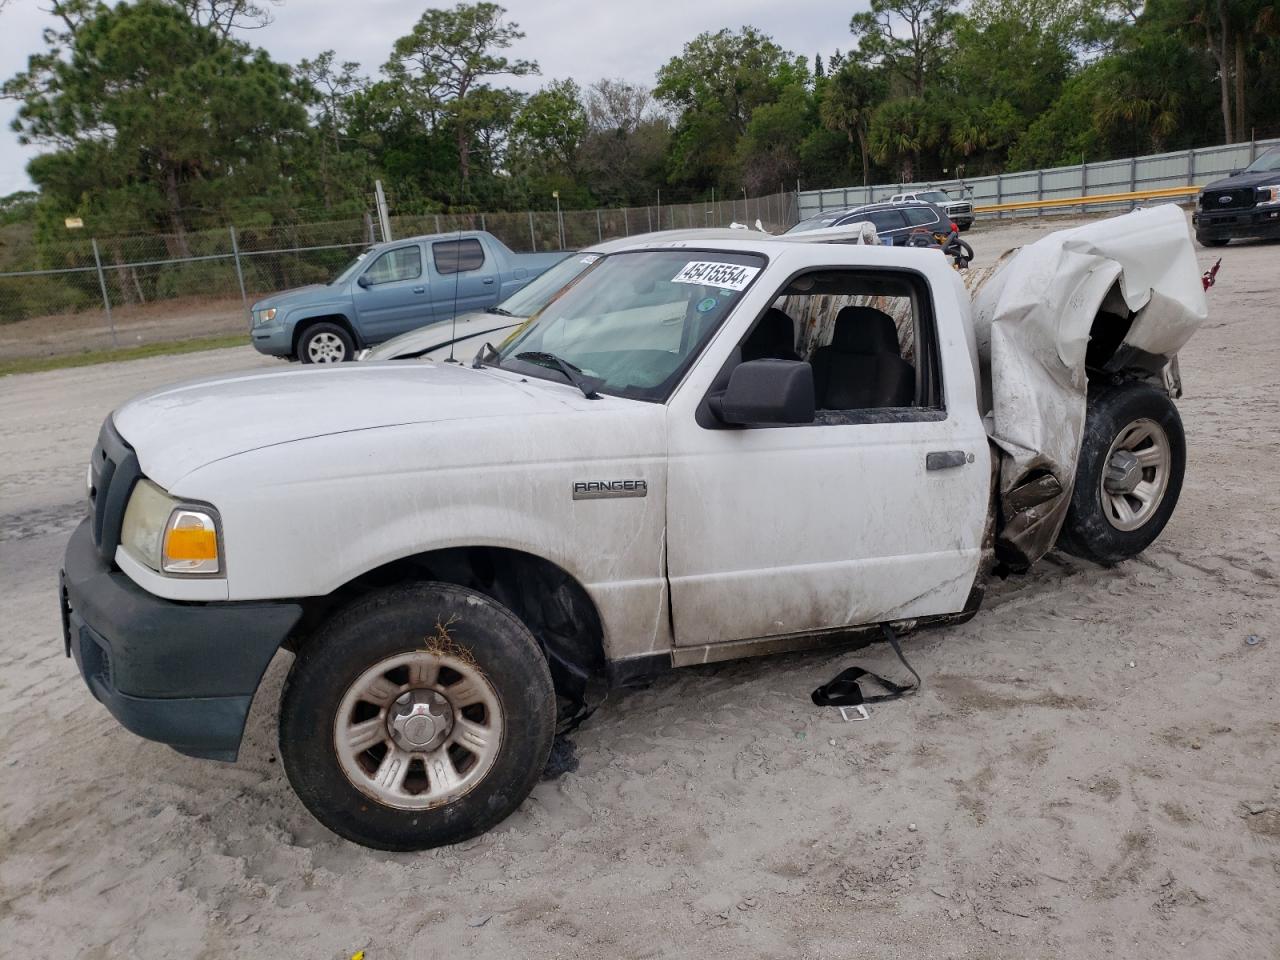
[60, 205, 1206, 850]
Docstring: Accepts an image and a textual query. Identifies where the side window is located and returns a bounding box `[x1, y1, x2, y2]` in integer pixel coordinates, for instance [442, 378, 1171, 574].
[903, 206, 938, 227]
[730, 270, 944, 425]
[867, 210, 908, 232]
[433, 238, 486, 275]
[364, 247, 422, 285]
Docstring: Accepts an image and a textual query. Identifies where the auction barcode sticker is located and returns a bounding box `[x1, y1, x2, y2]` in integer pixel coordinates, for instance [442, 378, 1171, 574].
[671, 261, 760, 291]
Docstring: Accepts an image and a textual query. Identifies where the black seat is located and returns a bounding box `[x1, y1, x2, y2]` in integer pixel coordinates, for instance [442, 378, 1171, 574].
[741, 308, 800, 362]
[811, 306, 915, 409]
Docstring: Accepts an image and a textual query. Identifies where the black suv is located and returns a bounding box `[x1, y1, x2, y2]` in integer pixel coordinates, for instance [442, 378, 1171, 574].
[787, 200, 952, 244]
[1193, 146, 1280, 247]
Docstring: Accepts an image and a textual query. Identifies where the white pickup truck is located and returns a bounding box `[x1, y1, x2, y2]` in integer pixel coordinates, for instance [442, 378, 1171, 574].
[59, 206, 1206, 850]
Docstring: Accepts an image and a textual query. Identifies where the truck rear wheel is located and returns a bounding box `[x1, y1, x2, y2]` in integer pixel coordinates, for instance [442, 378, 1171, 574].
[1057, 381, 1185, 565]
[278, 582, 556, 850]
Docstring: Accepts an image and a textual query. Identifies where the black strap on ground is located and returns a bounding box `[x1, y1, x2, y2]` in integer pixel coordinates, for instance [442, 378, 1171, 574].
[811, 624, 922, 707]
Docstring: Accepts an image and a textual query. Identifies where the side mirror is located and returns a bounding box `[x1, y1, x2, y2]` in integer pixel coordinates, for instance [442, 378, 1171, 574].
[356, 274, 372, 289]
[1229, 168, 1243, 176]
[709, 359, 815, 426]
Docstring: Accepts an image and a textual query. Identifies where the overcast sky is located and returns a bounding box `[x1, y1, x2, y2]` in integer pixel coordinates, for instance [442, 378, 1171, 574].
[0, 0, 866, 197]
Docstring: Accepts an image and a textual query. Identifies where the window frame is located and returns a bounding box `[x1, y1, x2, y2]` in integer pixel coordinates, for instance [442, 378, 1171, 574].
[432, 237, 487, 276]
[360, 245, 423, 286]
[696, 265, 947, 430]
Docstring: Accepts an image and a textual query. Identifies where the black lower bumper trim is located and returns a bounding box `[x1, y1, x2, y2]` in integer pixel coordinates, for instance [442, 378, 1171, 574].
[61, 518, 303, 761]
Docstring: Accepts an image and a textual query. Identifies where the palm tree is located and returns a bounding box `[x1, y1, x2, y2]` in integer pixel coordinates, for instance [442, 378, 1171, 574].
[820, 63, 886, 185]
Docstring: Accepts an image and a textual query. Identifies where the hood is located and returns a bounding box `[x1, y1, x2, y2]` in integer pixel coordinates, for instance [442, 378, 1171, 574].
[1201, 170, 1279, 193]
[113, 362, 583, 488]
[361, 310, 520, 361]
[251, 283, 346, 312]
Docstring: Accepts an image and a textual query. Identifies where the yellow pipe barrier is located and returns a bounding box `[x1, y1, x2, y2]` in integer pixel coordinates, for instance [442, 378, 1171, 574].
[976, 184, 1201, 214]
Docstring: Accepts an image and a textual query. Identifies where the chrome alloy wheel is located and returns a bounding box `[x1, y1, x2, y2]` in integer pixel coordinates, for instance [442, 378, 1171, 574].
[307, 332, 348, 363]
[1101, 418, 1171, 532]
[333, 651, 503, 809]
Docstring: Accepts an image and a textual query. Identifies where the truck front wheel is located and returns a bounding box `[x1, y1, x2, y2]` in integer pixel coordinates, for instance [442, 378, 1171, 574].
[1057, 381, 1186, 565]
[298, 321, 354, 363]
[278, 582, 556, 850]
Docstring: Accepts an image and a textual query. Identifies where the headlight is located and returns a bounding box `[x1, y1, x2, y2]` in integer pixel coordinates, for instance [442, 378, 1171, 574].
[120, 479, 222, 575]
[253, 307, 277, 326]
[1257, 185, 1280, 206]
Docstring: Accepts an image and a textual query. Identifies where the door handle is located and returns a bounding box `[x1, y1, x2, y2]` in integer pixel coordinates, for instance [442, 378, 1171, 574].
[482, 278, 495, 285]
[926, 450, 971, 470]
[412, 286, 425, 294]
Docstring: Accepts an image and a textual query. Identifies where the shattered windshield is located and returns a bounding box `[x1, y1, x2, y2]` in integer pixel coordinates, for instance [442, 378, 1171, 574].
[1242, 147, 1280, 174]
[496, 249, 766, 401]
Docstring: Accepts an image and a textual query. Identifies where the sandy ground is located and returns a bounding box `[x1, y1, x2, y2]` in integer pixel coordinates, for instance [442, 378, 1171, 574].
[0, 214, 1277, 959]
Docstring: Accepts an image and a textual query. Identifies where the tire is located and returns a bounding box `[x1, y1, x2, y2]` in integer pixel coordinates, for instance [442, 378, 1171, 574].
[298, 321, 355, 363]
[278, 582, 556, 851]
[1057, 381, 1185, 565]
[1196, 235, 1229, 248]
[958, 223, 972, 232]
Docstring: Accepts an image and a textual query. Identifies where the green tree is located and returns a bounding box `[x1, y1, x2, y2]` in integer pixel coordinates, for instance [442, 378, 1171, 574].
[510, 78, 587, 177]
[849, 0, 959, 97]
[655, 26, 808, 189]
[6, 0, 310, 252]
[386, 2, 537, 189]
[869, 97, 939, 181]
[820, 61, 887, 185]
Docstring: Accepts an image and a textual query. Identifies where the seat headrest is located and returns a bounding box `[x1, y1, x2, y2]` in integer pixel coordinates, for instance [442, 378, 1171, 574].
[743, 308, 797, 360]
[831, 306, 901, 355]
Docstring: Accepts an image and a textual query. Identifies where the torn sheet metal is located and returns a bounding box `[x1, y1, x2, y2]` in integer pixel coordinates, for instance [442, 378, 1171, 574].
[966, 204, 1207, 567]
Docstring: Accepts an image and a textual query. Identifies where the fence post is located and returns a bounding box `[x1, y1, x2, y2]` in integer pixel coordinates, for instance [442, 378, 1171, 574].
[1080, 158, 1087, 214]
[1186, 149, 1195, 187]
[996, 174, 1004, 221]
[623, 207, 630, 236]
[90, 238, 117, 349]
[597, 209, 603, 242]
[229, 226, 249, 323]
[480, 213, 486, 232]
[1129, 156, 1137, 209]
[528, 211, 536, 250]
[647, 206, 653, 231]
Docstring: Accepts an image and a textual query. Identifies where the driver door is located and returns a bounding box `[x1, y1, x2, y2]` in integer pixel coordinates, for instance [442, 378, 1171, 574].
[664, 266, 991, 649]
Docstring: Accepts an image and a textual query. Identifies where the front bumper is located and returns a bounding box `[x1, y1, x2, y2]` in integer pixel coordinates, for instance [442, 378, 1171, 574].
[1193, 206, 1280, 239]
[250, 322, 293, 357]
[60, 518, 303, 761]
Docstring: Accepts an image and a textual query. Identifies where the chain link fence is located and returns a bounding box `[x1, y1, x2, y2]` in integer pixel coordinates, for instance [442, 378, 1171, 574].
[0, 191, 798, 362]
[798, 133, 1280, 221]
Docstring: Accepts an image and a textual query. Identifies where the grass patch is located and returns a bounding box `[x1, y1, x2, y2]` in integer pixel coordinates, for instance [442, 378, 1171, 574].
[0, 334, 250, 378]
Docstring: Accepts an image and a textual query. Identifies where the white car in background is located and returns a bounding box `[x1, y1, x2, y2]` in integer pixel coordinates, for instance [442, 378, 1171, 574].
[889, 189, 975, 231]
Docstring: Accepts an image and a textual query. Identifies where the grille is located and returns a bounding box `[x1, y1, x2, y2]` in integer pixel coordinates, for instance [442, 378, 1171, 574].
[1202, 189, 1255, 211]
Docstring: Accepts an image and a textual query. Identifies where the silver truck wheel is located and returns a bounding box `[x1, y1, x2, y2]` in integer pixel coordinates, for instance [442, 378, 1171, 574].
[1100, 418, 1171, 531]
[334, 650, 503, 809]
[279, 582, 556, 850]
[1058, 382, 1185, 565]
[298, 322, 354, 364]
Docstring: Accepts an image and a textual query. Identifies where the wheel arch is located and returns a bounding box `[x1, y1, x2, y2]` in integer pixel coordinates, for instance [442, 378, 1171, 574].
[291, 312, 361, 355]
[289, 545, 611, 705]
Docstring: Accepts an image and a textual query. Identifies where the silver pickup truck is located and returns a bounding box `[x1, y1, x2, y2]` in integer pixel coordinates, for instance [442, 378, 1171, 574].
[249, 230, 569, 363]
